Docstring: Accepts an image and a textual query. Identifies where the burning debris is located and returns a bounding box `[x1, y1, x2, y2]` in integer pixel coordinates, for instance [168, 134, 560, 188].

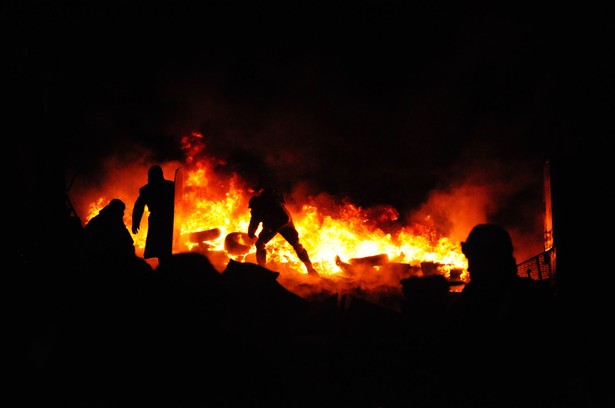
[223, 232, 257, 256]
[72, 132, 474, 300]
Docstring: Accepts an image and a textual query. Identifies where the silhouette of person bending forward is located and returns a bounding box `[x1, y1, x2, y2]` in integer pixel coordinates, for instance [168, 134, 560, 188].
[132, 165, 175, 265]
[247, 187, 319, 276]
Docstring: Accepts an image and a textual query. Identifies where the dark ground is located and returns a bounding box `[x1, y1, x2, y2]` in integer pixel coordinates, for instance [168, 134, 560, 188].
[19, 230, 615, 407]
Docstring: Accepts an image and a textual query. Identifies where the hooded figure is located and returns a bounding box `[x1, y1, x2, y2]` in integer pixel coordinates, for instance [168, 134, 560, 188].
[82, 198, 135, 264]
[132, 165, 175, 264]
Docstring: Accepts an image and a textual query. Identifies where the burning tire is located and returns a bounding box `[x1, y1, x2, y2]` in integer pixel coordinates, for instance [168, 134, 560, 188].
[224, 232, 257, 255]
[187, 228, 221, 243]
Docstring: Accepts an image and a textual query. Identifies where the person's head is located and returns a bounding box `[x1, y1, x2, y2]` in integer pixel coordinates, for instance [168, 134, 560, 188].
[260, 186, 284, 203]
[103, 198, 126, 218]
[461, 223, 517, 282]
[148, 165, 164, 183]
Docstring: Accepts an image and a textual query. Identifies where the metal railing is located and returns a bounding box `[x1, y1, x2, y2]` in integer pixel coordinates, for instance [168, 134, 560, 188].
[516, 249, 553, 281]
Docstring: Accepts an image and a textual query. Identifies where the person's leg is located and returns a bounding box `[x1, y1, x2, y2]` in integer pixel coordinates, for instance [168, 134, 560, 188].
[280, 226, 319, 276]
[255, 239, 267, 267]
[255, 228, 276, 267]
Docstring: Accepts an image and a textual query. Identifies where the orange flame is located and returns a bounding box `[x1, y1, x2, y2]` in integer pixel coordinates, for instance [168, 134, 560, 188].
[83, 132, 469, 298]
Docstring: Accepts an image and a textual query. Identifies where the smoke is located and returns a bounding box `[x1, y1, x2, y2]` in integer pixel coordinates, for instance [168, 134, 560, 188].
[68, 122, 546, 268]
[404, 148, 546, 262]
[61, 3, 554, 266]
[64, 51, 549, 263]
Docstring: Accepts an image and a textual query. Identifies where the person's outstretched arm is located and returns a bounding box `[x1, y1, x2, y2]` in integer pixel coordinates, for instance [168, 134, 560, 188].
[132, 194, 146, 234]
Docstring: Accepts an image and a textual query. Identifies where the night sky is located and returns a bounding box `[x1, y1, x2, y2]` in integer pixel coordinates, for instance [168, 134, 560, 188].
[10, 2, 614, 260]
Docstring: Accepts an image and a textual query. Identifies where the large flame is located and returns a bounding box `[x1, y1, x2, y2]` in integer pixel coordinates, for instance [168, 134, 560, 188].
[81, 132, 469, 300]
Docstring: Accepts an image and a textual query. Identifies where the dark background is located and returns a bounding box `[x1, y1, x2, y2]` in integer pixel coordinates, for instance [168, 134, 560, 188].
[9, 2, 613, 254]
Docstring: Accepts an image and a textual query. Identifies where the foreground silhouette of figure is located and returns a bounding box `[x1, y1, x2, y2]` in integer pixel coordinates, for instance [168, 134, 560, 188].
[81, 198, 135, 264]
[247, 187, 319, 276]
[454, 223, 552, 328]
[132, 165, 175, 265]
[446, 223, 556, 406]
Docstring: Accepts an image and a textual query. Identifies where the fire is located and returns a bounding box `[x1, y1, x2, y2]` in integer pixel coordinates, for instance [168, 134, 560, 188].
[81, 132, 469, 299]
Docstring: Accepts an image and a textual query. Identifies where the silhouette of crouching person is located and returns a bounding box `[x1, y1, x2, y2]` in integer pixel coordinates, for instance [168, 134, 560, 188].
[81, 198, 136, 266]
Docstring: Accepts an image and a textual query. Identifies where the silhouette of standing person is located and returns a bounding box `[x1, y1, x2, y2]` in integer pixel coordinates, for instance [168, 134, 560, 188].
[132, 165, 175, 266]
[247, 187, 319, 276]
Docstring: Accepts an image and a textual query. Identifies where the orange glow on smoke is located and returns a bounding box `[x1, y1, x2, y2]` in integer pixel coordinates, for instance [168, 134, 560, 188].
[83, 132, 469, 298]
